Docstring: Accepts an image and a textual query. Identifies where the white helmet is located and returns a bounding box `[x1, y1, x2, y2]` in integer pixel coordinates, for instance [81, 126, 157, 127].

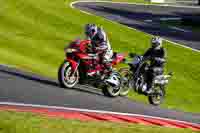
[105, 72, 121, 87]
[85, 24, 98, 39]
[151, 36, 163, 48]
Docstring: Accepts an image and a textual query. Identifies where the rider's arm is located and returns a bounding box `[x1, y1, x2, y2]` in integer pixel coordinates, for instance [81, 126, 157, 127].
[94, 43, 107, 55]
[95, 42, 108, 50]
[143, 48, 152, 60]
[143, 48, 152, 57]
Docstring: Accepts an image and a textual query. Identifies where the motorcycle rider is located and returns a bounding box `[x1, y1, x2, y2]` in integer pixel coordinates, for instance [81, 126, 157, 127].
[84, 24, 113, 78]
[143, 36, 166, 94]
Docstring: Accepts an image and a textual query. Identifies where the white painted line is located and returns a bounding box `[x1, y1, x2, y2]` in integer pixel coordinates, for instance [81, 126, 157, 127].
[151, 0, 165, 3]
[0, 101, 199, 126]
[144, 19, 153, 22]
[69, 2, 92, 15]
[0, 64, 17, 69]
[159, 17, 182, 21]
[146, 17, 182, 23]
[165, 39, 199, 52]
[170, 26, 191, 33]
[77, 9, 93, 15]
[70, 1, 200, 52]
[70, 0, 200, 9]
[176, 1, 198, 4]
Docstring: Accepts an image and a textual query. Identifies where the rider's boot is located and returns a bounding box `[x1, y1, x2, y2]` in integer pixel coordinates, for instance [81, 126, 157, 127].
[146, 88, 153, 94]
[101, 63, 113, 80]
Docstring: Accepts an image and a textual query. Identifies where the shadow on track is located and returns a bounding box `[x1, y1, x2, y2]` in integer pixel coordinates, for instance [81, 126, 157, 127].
[0, 65, 104, 97]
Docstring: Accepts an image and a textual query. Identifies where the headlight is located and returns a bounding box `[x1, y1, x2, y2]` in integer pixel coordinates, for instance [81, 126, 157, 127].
[65, 48, 77, 53]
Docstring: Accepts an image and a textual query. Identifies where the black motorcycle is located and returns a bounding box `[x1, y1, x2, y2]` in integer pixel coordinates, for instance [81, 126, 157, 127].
[119, 53, 173, 105]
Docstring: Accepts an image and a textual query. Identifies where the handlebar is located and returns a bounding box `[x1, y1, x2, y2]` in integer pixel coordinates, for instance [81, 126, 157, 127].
[129, 53, 137, 58]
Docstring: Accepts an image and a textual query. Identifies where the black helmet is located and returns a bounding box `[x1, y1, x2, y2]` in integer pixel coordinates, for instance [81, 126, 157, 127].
[151, 36, 163, 48]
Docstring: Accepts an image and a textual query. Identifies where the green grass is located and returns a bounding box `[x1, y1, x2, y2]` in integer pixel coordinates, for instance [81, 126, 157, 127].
[0, 0, 200, 113]
[0, 110, 198, 133]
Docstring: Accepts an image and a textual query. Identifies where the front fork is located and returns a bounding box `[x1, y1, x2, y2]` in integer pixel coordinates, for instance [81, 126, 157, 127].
[66, 57, 80, 76]
[70, 62, 79, 77]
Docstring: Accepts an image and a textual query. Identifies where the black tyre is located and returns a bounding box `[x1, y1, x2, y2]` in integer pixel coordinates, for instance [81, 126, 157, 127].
[148, 86, 165, 106]
[58, 61, 79, 88]
[102, 85, 121, 97]
[119, 68, 130, 96]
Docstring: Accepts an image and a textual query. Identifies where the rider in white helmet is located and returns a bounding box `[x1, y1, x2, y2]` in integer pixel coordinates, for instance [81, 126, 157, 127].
[85, 24, 113, 78]
[143, 36, 166, 94]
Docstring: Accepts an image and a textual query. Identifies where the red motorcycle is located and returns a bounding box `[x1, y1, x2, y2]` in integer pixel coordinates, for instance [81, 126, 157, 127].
[58, 39, 126, 97]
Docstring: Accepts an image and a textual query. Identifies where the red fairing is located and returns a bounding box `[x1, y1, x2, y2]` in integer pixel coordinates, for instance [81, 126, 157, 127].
[79, 40, 91, 52]
[112, 54, 125, 65]
[68, 39, 91, 53]
[65, 39, 125, 77]
[66, 57, 78, 72]
[67, 39, 92, 60]
[76, 53, 90, 59]
[86, 65, 102, 75]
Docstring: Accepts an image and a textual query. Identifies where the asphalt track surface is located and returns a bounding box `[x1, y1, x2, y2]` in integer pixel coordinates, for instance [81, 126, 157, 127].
[0, 2, 200, 125]
[0, 65, 200, 124]
[74, 2, 200, 50]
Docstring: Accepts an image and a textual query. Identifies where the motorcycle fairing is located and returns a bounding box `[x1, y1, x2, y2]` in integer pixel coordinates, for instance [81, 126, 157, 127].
[66, 57, 78, 72]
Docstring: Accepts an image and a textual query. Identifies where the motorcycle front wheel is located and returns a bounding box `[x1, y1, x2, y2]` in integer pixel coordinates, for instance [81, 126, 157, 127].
[118, 68, 131, 96]
[148, 86, 165, 106]
[58, 61, 79, 88]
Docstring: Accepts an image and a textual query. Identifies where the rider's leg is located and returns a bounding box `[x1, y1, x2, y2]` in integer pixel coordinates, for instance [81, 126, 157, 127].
[99, 52, 113, 79]
[146, 69, 154, 94]
[103, 50, 113, 73]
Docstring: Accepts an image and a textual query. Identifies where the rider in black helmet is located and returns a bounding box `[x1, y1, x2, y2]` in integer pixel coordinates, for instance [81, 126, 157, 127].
[143, 36, 166, 94]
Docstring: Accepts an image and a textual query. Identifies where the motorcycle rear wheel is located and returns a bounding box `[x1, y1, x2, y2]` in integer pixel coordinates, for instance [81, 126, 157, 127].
[102, 85, 121, 97]
[58, 61, 79, 88]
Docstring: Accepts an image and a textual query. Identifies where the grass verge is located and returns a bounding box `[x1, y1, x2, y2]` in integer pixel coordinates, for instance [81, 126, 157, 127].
[0, 0, 200, 113]
[0, 110, 198, 133]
